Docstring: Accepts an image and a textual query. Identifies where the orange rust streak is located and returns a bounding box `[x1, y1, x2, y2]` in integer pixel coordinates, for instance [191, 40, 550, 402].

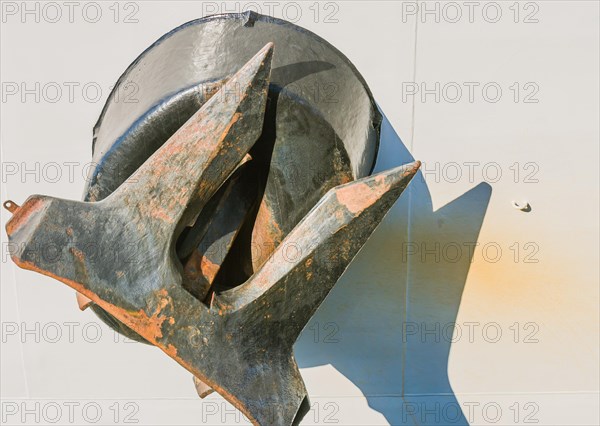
[200, 255, 220, 283]
[216, 112, 241, 145]
[335, 182, 387, 215]
[148, 206, 176, 224]
[14, 255, 263, 425]
[5, 198, 45, 235]
[12, 258, 170, 345]
[71, 247, 85, 262]
[251, 199, 283, 270]
[160, 347, 261, 426]
[124, 112, 244, 227]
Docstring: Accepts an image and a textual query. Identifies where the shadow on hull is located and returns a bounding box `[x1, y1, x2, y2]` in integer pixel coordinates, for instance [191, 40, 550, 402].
[295, 112, 492, 426]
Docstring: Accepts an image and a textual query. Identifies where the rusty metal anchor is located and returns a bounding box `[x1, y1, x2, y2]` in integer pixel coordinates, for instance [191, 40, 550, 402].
[4, 13, 420, 426]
